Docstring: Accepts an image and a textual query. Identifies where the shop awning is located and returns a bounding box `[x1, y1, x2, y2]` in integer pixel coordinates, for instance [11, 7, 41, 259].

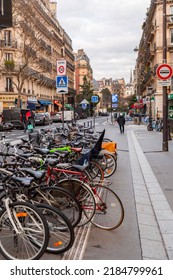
[54, 101, 62, 107]
[27, 102, 36, 110]
[131, 102, 144, 109]
[65, 104, 73, 110]
[38, 100, 52, 105]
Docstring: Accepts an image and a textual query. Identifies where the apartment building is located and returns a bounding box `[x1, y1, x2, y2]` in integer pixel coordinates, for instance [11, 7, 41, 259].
[0, 0, 75, 112]
[134, 0, 173, 128]
[74, 49, 93, 95]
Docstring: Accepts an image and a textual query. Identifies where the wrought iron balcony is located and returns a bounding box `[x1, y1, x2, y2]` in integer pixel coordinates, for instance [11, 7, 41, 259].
[0, 40, 17, 49]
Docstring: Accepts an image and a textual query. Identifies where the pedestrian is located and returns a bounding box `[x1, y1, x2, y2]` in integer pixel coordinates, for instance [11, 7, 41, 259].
[24, 110, 32, 132]
[117, 113, 125, 133]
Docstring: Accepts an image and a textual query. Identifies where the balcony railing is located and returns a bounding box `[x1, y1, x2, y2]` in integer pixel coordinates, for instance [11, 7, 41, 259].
[0, 40, 17, 49]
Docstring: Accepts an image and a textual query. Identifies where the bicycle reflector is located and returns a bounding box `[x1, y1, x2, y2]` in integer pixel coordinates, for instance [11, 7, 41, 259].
[16, 212, 28, 217]
[54, 241, 63, 247]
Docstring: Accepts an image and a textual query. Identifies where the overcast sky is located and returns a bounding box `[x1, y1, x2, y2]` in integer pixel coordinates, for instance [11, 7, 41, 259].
[57, 0, 151, 83]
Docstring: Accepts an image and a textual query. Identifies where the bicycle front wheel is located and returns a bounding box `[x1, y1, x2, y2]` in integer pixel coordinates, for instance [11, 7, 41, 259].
[36, 204, 74, 254]
[91, 185, 124, 230]
[0, 202, 49, 260]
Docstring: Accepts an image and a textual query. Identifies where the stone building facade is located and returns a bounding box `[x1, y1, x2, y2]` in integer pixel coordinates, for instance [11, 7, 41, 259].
[134, 0, 173, 127]
[0, 0, 75, 112]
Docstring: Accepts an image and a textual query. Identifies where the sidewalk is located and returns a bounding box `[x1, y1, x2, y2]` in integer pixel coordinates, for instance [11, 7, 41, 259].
[127, 125, 173, 259]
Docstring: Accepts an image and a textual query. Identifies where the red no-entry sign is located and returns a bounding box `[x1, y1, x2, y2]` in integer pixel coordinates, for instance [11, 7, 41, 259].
[156, 64, 173, 80]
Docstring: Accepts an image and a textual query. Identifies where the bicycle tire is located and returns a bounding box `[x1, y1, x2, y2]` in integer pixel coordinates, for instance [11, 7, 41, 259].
[100, 153, 117, 178]
[103, 138, 112, 142]
[0, 201, 49, 260]
[91, 185, 124, 230]
[85, 160, 104, 182]
[147, 124, 153, 131]
[31, 186, 82, 228]
[58, 178, 96, 227]
[36, 204, 74, 254]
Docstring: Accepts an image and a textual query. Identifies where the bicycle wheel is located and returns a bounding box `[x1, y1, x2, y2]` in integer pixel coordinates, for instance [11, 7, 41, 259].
[36, 204, 74, 254]
[0, 201, 49, 260]
[58, 178, 96, 227]
[30, 186, 82, 228]
[91, 185, 124, 230]
[85, 160, 104, 182]
[100, 153, 117, 178]
[103, 138, 112, 142]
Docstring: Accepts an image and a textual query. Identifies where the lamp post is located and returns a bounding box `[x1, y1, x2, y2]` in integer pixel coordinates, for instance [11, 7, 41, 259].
[162, 0, 168, 151]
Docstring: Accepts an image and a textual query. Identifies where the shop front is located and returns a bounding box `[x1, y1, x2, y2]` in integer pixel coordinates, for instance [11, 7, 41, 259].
[38, 100, 52, 112]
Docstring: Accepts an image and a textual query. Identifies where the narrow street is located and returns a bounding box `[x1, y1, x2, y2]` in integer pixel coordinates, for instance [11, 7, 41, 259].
[1, 117, 173, 260]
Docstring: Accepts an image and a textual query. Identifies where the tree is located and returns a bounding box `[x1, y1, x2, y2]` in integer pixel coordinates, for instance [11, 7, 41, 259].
[101, 88, 112, 109]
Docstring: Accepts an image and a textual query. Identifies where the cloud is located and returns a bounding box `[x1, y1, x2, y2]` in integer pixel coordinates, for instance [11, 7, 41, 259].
[57, 0, 151, 82]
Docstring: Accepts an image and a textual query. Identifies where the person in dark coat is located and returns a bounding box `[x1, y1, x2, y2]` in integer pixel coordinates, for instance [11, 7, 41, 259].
[117, 113, 125, 133]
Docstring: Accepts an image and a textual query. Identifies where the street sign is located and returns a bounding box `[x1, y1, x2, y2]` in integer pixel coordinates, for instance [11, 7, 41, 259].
[112, 104, 118, 108]
[158, 79, 171, 86]
[82, 103, 87, 109]
[91, 96, 98, 103]
[156, 64, 173, 80]
[0, 0, 12, 29]
[112, 94, 118, 103]
[57, 59, 66, 76]
[56, 76, 68, 94]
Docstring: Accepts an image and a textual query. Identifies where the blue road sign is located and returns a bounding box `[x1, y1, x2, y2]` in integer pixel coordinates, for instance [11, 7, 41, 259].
[82, 103, 87, 109]
[56, 76, 68, 88]
[56, 76, 68, 93]
[112, 94, 118, 103]
[91, 95, 98, 103]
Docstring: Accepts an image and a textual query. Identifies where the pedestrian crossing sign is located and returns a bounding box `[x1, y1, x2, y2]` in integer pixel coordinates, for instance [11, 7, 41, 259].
[56, 76, 68, 94]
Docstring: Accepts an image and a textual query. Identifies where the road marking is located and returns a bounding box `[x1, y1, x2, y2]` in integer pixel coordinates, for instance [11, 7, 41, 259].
[62, 223, 92, 260]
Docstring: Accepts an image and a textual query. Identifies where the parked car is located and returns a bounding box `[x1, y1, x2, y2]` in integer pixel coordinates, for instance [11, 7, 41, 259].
[34, 113, 50, 125]
[99, 112, 109, 116]
[51, 112, 62, 122]
[2, 108, 34, 129]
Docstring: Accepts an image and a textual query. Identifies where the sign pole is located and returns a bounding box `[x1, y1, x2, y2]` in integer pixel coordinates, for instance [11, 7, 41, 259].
[62, 94, 64, 129]
[162, 0, 168, 151]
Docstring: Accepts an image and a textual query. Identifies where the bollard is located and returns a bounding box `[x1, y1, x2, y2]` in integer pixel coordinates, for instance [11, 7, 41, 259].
[90, 121, 92, 128]
[84, 122, 86, 127]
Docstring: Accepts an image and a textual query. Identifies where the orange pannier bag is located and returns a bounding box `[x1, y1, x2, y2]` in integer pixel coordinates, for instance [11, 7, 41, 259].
[102, 142, 117, 153]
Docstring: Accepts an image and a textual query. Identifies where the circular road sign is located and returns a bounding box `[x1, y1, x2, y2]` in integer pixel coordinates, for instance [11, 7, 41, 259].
[58, 65, 65, 74]
[156, 64, 173, 80]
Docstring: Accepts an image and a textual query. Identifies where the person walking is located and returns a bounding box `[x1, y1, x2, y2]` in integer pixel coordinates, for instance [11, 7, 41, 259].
[117, 113, 125, 133]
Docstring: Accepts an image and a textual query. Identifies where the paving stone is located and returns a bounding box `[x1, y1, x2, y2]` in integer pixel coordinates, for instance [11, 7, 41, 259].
[158, 221, 173, 234]
[136, 203, 153, 215]
[139, 224, 162, 242]
[141, 238, 167, 260]
[154, 209, 173, 221]
[162, 234, 173, 251]
[135, 195, 151, 205]
[138, 213, 158, 227]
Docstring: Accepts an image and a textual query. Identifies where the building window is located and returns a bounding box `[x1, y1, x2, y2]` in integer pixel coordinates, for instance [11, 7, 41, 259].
[6, 77, 13, 92]
[4, 30, 12, 46]
[5, 53, 13, 61]
[170, 29, 173, 44]
[170, 6, 173, 21]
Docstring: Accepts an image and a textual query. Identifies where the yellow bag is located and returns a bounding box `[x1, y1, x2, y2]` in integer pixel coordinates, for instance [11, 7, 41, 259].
[102, 142, 117, 153]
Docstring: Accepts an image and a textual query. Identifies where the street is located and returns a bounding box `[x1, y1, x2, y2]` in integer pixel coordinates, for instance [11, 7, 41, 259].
[0, 116, 173, 260]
